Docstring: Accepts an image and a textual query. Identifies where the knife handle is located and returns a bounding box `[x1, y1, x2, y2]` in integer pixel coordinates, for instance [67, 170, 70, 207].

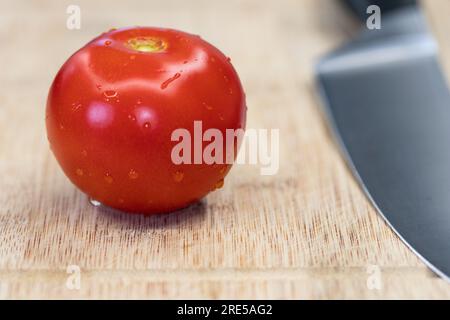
[342, 0, 417, 21]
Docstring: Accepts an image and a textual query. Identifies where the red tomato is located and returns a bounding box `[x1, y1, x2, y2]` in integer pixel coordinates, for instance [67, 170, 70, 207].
[46, 27, 246, 214]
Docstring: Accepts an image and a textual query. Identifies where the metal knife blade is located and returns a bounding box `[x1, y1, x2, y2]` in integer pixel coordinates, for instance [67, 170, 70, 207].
[316, 1, 450, 281]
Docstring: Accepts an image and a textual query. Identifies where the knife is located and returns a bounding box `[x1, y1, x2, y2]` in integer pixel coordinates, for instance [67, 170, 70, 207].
[316, 0, 450, 281]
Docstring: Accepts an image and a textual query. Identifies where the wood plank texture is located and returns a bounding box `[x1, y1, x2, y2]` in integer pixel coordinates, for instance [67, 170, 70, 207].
[0, 0, 449, 299]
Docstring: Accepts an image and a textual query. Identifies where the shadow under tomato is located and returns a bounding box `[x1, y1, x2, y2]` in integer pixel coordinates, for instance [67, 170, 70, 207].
[92, 199, 208, 230]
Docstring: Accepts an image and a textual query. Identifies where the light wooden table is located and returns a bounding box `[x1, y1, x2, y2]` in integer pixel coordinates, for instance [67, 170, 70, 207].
[1, 0, 450, 299]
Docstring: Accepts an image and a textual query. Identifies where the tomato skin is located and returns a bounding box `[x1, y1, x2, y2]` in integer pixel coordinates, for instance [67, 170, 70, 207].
[46, 27, 246, 214]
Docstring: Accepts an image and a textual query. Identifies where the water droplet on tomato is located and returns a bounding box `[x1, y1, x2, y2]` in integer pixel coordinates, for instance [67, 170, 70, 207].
[89, 198, 102, 207]
[76, 168, 84, 176]
[127, 114, 136, 121]
[130, 55, 136, 60]
[104, 173, 113, 184]
[128, 169, 139, 179]
[104, 40, 112, 46]
[96, 84, 102, 90]
[71, 102, 82, 112]
[160, 73, 181, 89]
[173, 170, 184, 182]
[143, 122, 151, 129]
[214, 178, 224, 189]
[202, 102, 213, 110]
[81, 150, 87, 157]
[103, 90, 117, 98]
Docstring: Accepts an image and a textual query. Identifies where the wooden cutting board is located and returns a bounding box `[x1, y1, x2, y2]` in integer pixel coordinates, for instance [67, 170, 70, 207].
[1, 0, 449, 299]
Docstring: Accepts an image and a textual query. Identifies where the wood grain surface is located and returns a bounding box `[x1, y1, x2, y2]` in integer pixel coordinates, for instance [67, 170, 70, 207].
[1, 0, 450, 299]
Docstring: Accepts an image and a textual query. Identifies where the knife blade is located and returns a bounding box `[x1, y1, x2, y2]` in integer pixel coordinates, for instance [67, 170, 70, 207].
[316, 0, 450, 281]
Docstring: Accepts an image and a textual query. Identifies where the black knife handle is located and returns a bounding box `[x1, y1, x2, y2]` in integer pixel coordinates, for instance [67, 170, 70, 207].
[342, 0, 417, 21]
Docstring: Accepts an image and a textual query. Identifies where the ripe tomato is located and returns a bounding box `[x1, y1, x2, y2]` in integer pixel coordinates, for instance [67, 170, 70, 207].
[46, 27, 246, 214]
